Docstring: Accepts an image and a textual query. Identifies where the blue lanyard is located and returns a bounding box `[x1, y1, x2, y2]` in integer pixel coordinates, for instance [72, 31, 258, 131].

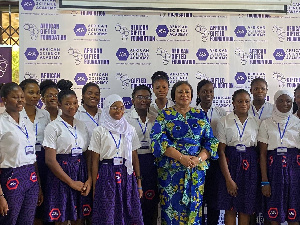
[208, 108, 213, 124]
[16, 122, 29, 141]
[252, 105, 264, 120]
[137, 119, 147, 135]
[109, 131, 121, 149]
[85, 111, 99, 126]
[35, 123, 38, 142]
[278, 116, 290, 145]
[234, 118, 248, 142]
[61, 121, 78, 145]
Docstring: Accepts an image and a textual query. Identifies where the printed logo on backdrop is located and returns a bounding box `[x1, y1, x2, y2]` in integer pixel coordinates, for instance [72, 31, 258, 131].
[195, 71, 209, 81]
[273, 48, 300, 64]
[156, 24, 189, 40]
[273, 72, 300, 88]
[195, 25, 233, 42]
[24, 47, 61, 65]
[0, 55, 8, 78]
[40, 72, 60, 83]
[160, 13, 193, 18]
[195, 71, 233, 89]
[156, 48, 171, 65]
[273, 25, 286, 42]
[21, 0, 56, 11]
[74, 72, 108, 86]
[172, 49, 195, 65]
[287, 3, 300, 14]
[234, 26, 266, 40]
[116, 48, 150, 65]
[169, 72, 188, 84]
[235, 48, 272, 65]
[195, 25, 209, 42]
[130, 25, 155, 42]
[274, 25, 300, 42]
[115, 72, 151, 90]
[235, 72, 267, 89]
[73, 24, 108, 40]
[23, 23, 39, 40]
[68, 47, 109, 65]
[196, 48, 228, 65]
[80, 11, 105, 16]
[41, 23, 67, 41]
[115, 24, 130, 41]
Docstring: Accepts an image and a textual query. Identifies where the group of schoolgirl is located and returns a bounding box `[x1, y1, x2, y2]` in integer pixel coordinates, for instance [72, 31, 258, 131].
[0, 72, 299, 225]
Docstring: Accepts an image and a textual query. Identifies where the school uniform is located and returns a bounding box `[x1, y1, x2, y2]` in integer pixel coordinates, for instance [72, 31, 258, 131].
[248, 101, 273, 121]
[258, 114, 300, 223]
[214, 112, 260, 215]
[148, 99, 174, 122]
[75, 105, 101, 139]
[125, 108, 159, 225]
[42, 116, 91, 222]
[0, 111, 38, 225]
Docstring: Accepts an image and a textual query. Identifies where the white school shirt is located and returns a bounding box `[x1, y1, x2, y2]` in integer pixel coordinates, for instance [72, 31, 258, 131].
[88, 125, 141, 161]
[148, 99, 174, 122]
[0, 111, 36, 168]
[43, 116, 89, 154]
[195, 105, 227, 135]
[125, 108, 154, 154]
[248, 101, 273, 121]
[20, 107, 51, 145]
[75, 105, 101, 140]
[257, 115, 300, 150]
[216, 112, 260, 147]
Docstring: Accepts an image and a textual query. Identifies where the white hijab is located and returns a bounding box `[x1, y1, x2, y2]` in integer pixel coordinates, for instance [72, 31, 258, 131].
[99, 94, 134, 175]
[272, 90, 293, 125]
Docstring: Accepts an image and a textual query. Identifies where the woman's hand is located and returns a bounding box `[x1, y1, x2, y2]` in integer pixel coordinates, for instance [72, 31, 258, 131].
[70, 180, 84, 192]
[81, 179, 92, 196]
[37, 187, 44, 206]
[262, 185, 271, 197]
[180, 155, 194, 168]
[226, 179, 238, 197]
[0, 197, 8, 216]
[190, 156, 203, 167]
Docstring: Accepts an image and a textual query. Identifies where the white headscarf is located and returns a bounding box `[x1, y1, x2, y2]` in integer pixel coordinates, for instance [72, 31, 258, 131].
[99, 94, 135, 175]
[272, 90, 293, 125]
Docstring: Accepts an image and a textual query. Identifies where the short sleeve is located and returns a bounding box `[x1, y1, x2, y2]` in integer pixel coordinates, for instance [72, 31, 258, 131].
[42, 124, 58, 150]
[215, 118, 226, 144]
[131, 128, 141, 151]
[219, 107, 227, 117]
[257, 120, 269, 144]
[88, 127, 102, 154]
[201, 119, 219, 160]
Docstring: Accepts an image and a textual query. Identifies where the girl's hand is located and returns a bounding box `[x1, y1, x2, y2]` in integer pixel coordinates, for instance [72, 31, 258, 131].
[262, 185, 271, 197]
[226, 179, 238, 197]
[138, 188, 143, 199]
[81, 179, 92, 196]
[70, 180, 84, 192]
[0, 196, 9, 216]
[37, 187, 44, 206]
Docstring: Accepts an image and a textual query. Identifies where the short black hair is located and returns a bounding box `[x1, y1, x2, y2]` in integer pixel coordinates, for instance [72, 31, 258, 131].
[132, 84, 151, 99]
[57, 79, 76, 103]
[40, 80, 58, 97]
[232, 89, 250, 102]
[81, 82, 100, 105]
[294, 84, 300, 95]
[196, 79, 213, 106]
[151, 71, 169, 86]
[171, 81, 193, 102]
[19, 79, 39, 91]
[0, 82, 20, 98]
[250, 78, 268, 89]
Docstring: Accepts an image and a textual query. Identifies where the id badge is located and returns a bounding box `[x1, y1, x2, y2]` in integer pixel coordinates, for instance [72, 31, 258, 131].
[113, 157, 123, 165]
[35, 143, 42, 152]
[71, 147, 82, 156]
[25, 145, 34, 155]
[277, 147, 287, 155]
[236, 144, 246, 152]
[140, 140, 150, 149]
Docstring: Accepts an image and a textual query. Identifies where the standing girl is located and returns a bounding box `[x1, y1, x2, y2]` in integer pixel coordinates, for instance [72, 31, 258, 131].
[196, 79, 227, 225]
[0, 82, 40, 225]
[42, 79, 91, 224]
[89, 94, 143, 225]
[215, 89, 260, 225]
[258, 90, 300, 225]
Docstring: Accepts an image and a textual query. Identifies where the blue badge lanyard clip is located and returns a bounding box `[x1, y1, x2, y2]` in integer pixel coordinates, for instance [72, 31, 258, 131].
[109, 131, 121, 157]
[137, 119, 148, 136]
[16, 122, 30, 144]
[278, 116, 290, 145]
[85, 111, 99, 126]
[61, 121, 78, 146]
[234, 118, 248, 142]
[252, 105, 264, 120]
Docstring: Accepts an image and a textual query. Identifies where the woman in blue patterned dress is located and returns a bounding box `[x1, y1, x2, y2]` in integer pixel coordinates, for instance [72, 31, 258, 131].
[151, 81, 219, 225]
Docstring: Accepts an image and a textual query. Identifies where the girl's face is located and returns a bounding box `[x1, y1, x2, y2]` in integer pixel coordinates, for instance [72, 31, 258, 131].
[24, 83, 40, 107]
[109, 101, 124, 120]
[276, 94, 292, 113]
[132, 89, 151, 111]
[152, 79, 169, 100]
[198, 83, 214, 106]
[42, 87, 58, 109]
[2, 86, 25, 113]
[233, 92, 251, 114]
[295, 89, 300, 108]
[59, 94, 78, 118]
[250, 81, 267, 101]
[82, 86, 100, 108]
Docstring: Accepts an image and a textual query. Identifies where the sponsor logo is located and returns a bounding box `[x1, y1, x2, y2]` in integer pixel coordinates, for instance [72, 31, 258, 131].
[30, 172, 37, 182]
[25, 48, 39, 60]
[6, 178, 19, 190]
[115, 172, 122, 183]
[49, 208, 61, 220]
[74, 73, 88, 86]
[21, 0, 35, 11]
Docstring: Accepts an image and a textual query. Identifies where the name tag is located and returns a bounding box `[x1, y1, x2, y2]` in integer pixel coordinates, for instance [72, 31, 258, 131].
[236, 144, 246, 152]
[113, 157, 123, 165]
[140, 140, 149, 149]
[277, 147, 287, 155]
[35, 143, 42, 152]
[25, 145, 34, 155]
[71, 147, 82, 156]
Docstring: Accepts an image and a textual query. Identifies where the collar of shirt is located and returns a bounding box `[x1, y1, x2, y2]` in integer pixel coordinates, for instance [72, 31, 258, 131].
[77, 105, 102, 115]
[3, 110, 27, 126]
[130, 108, 150, 124]
[20, 107, 47, 122]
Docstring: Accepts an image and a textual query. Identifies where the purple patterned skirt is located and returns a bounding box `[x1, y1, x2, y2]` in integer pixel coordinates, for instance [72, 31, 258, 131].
[44, 154, 91, 222]
[215, 146, 258, 214]
[264, 148, 300, 223]
[92, 159, 144, 225]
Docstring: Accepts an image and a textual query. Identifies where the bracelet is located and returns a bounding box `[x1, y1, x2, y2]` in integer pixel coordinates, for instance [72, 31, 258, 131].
[137, 187, 143, 190]
[136, 176, 143, 180]
[0, 193, 4, 197]
[198, 156, 202, 163]
[178, 154, 183, 161]
[261, 181, 270, 187]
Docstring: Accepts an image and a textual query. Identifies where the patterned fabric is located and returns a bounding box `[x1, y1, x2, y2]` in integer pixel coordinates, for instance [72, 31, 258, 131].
[264, 148, 300, 223]
[0, 164, 39, 225]
[151, 107, 218, 225]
